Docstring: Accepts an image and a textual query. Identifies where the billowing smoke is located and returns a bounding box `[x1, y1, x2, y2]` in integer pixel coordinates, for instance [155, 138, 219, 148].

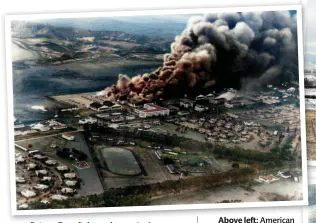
[103, 11, 298, 104]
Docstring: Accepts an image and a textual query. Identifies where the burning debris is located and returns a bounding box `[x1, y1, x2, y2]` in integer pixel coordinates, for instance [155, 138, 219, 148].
[101, 11, 298, 104]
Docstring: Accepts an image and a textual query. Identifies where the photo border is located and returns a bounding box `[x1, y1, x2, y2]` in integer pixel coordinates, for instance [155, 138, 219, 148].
[4, 5, 308, 216]
[301, 179, 316, 223]
[303, 0, 316, 167]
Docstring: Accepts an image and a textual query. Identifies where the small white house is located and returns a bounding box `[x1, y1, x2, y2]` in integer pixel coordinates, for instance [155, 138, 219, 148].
[206, 93, 214, 98]
[40, 176, 52, 182]
[51, 194, 68, 201]
[45, 160, 57, 166]
[64, 173, 77, 179]
[126, 115, 136, 121]
[224, 103, 234, 108]
[33, 154, 47, 160]
[62, 134, 75, 141]
[18, 204, 29, 209]
[35, 170, 48, 176]
[194, 104, 208, 112]
[33, 184, 49, 191]
[26, 163, 37, 170]
[61, 187, 76, 195]
[16, 177, 26, 183]
[78, 117, 97, 125]
[180, 100, 193, 108]
[244, 121, 254, 126]
[196, 95, 205, 100]
[28, 150, 39, 155]
[21, 190, 36, 198]
[56, 165, 69, 172]
[64, 180, 77, 187]
[111, 104, 122, 110]
[31, 123, 50, 132]
[15, 156, 25, 164]
[40, 200, 50, 204]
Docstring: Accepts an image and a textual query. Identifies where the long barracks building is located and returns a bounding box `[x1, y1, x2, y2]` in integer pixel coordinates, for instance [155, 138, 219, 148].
[134, 103, 170, 118]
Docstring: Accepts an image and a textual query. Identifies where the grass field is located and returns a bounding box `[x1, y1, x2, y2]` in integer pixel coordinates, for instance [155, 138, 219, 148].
[101, 147, 142, 176]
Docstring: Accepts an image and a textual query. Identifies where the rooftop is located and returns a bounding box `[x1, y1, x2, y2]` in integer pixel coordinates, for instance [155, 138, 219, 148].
[140, 103, 169, 113]
[215, 92, 236, 101]
[89, 102, 102, 108]
[62, 133, 74, 137]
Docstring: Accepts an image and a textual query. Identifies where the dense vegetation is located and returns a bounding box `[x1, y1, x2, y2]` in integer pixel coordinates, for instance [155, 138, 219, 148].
[86, 124, 296, 165]
[56, 147, 88, 161]
[213, 142, 296, 167]
[28, 167, 255, 209]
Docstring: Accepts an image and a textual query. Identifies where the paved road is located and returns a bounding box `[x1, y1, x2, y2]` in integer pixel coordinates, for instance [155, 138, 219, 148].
[146, 151, 171, 182]
[63, 132, 104, 196]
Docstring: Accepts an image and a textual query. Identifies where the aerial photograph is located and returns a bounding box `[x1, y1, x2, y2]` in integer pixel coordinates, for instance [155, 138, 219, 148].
[8, 9, 305, 211]
[304, 0, 316, 162]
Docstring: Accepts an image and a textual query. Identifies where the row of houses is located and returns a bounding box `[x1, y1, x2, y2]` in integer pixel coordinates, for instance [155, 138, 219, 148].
[16, 148, 79, 204]
[15, 120, 67, 137]
[179, 99, 209, 112]
[92, 103, 170, 127]
[89, 101, 122, 112]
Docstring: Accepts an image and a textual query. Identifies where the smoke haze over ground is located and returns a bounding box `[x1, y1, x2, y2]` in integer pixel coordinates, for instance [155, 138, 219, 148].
[102, 11, 298, 104]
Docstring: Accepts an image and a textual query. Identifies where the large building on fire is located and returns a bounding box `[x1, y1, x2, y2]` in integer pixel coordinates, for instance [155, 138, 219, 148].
[134, 103, 170, 118]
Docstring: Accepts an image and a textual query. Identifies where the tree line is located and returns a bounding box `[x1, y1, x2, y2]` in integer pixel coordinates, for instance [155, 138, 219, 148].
[28, 167, 256, 210]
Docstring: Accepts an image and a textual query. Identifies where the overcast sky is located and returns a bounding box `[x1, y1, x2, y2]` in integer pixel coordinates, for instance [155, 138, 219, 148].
[30, 14, 197, 38]
[306, 0, 316, 55]
[35, 14, 195, 25]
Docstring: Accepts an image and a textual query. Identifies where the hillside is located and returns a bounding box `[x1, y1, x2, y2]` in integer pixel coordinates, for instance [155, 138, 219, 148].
[11, 21, 172, 64]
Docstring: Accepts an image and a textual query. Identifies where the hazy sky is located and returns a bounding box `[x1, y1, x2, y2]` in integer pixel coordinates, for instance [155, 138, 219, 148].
[306, 0, 316, 55]
[31, 14, 198, 38]
[35, 14, 195, 25]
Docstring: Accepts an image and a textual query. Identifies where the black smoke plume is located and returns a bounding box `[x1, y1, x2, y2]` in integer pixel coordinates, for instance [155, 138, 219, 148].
[101, 11, 298, 104]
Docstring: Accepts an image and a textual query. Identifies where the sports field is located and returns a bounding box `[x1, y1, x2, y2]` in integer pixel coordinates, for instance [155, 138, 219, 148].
[101, 147, 142, 176]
